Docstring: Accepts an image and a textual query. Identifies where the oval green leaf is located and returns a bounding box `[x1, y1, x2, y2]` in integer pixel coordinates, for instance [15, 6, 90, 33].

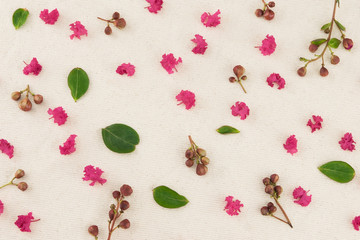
[153, 186, 189, 209]
[318, 161, 355, 183]
[13, 8, 29, 29]
[334, 20, 346, 31]
[328, 38, 341, 49]
[321, 22, 331, 31]
[311, 38, 327, 46]
[102, 124, 140, 153]
[68, 68, 89, 102]
[216, 125, 240, 134]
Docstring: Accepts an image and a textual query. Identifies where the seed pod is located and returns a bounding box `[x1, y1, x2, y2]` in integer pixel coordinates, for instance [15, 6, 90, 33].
[255, 9, 264, 17]
[269, 205, 277, 214]
[114, 18, 126, 29]
[109, 209, 115, 221]
[113, 190, 121, 199]
[120, 184, 133, 196]
[112, 12, 120, 20]
[196, 148, 206, 157]
[309, 44, 319, 53]
[330, 55, 340, 65]
[268, 1, 275, 8]
[185, 159, 194, 167]
[229, 77, 236, 83]
[320, 66, 329, 77]
[119, 219, 130, 229]
[267, 202, 274, 208]
[18, 96, 32, 111]
[261, 206, 269, 215]
[185, 149, 194, 159]
[17, 182, 28, 191]
[297, 67, 307, 77]
[263, 177, 271, 186]
[265, 185, 274, 195]
[324, 28, 330, 34]
[88, 225, 99, 237]
[274, 185, 283, 195]
[110, 204, 116, 209]
[105, 26, 112, 35]
[233, 65, 245, 79]
[33, 94, 43, 104]
[196, 164, 208, 176]
[343, 38, 353, 50]
[201, 156, 210, 165]
[15, 169, 25, 179]
[120, 200, 130, 211]
[11, 91, 21, 101]
[263, 9, 275, 21]
[270, 174, 279, 184]
[241, 75, 247, 81]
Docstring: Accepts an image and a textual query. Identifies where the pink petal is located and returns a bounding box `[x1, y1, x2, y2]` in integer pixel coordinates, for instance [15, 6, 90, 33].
[231, 101, 250, 120]
[145, 0, 163, 14]
[160, 53, 182, 74]
[0, 200, 4, 216]
[293, 186, 312, 207]
[191, 34, 208, 54]
[224, 195, 244, 216]
[116, 63, 136, 77]
[201, 10, 221, 27]
[59, 135, 77, 155]
[283, 135, 298, 155]
[266, 73, 285, 90]
[69, 21, 88, 40]
[176, 90, 196, 110]
[352, 216, 360, 231]
[48, 107, 68, 126]
[39, 9, 59, 24]
[82, 165, 107, 186]
[23, 58, 42, 76]
[307, 115, 323, 133]
[0, 139, 14, 159]
[339, 132, 356, 151]
[256, 35, 276, 56]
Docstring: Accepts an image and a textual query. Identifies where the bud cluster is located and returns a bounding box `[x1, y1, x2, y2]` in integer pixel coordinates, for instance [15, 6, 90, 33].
[97, 12, 126, 35]
[185, 136, 210, 176]
[255, 1, 275, 21]
[12, 85, 43, 112]
[0, 169, 28, 191]
[229, 65, 247, 93]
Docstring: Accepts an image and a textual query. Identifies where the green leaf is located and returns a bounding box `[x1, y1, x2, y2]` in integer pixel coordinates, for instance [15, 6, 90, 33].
[12, 8, 29, 29]
[102, 124, 140, 153]
[336, 0, 340, 7]
[328, 38, 341, 49]
[321, 23, 331, 31]
[67, 68, 89, 102]
[335, 19, 346, 31]
[216, 125, 240, 134]
[318, 161, 355, 183]
[311, 38, 327, 46]
[299, 57, 309, 62]
[153, 186, 189, 209]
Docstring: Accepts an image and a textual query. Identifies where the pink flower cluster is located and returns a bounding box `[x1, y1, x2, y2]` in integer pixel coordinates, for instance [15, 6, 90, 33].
[231, 102, 250, 120]
[256, 35, 277, 56]
[307, 115, 323, 133]
[191, 34, 208, 55]
[0, 139, 14, 159]
[0, 200, 3, 216]
[160, 53, 182, 74]
[293, 186, 312, 207]
[14, 212, 39, 232]
[224, 196, 244, 216]
[59, 134, 77, 155]
[353, 216, 360, 231]
[82, 165, 107, 186]
[69, 21, 88, 40]
[266, 73, 285, 90]
[176, 90, 196, 110]
[283, 135, 298, 155]
[339, 132, 356, 151]
[23, 58, 42, 76]
[201, 10, 221, 27]
[145, 0, 163, 14]
[48, 107, 68, 126]
[116, 63, 136, 77]
[39, 9, 59, 25]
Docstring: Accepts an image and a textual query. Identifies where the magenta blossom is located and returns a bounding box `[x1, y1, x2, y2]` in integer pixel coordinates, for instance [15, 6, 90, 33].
[145, 0, 163, 14]
[307, 115, 323, 133]
[82, 165, 107, 186]
[191, 34, 208, 54]
[231, 101, 250, 120]
[293, 186, 312, 207]
[201, 10, 221, 27]
[48, 107, 68, 126]
[0, 139, 14, 159]
[39, 9, 59, 24]
[23, 58, 42, 76]
[14, 212, 40, 232]
[69, 21, 88, 40]
[116, 63, 136, 77]
[224, 196, 244, 216]
[160, 53, 182, 74]
[339, 133, 356, 151]
[59, 134, 77, 155]
[176, 90, 196, 110]
[266, 73, 285, 89]
[353, 216, 360, 231]
[256, 35, 276, 56]
[283, 135, 298, 155]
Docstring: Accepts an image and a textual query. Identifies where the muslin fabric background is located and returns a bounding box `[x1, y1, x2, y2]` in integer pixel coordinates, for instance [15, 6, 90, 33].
[0, 0, 360, 239]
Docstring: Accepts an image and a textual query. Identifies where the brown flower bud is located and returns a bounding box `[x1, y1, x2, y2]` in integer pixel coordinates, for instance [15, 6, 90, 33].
[324, 28, 330, 34]
[113, 190, 121, 199]
[112, 12, 120, 20]
[120, 184, 133, 196]
[109, 209, 115, 220]
[255, 9, 264, 17]
[267, 202, 274, 208]
[320, 66, 329, 77]
[265, 185, 274, 195]
[105, 26, 112, 35]
[196, 164, 208, 176]
[185, 159, 194, 167]
[343, 38, 353, 50]
[263, 177, 271, 186]
[297, 67, 307, 77]
[309, 44, 319, 53]
[229, 77, 236, 83]
[241, 75, 247, 81]
[330, 55, 340, 65]
[33, 94, 43, 104]
[263, 9, 275, 21]
[120, 200, 130, 211]
[233, 65, 245, 79]
[17, 182, 28, 191]
[269, 205, 277, 214]
[261, 206, 269, 215]
[15, 169, 25, 179]
[119, 219, 130, 229]
[114, 18, 126, 29]
[268, 1, 275, 8]
[110, 204, 116, 209]
[196, 148, 206, 157]
[11, 91, 21, 101]
[88, 225, 99, 237]
[185, 149, 194, 159]
[201, 156, 210, 165]
[270, 174, 279, 184]
[19, 97, 32, 111]
[274, 185, 283, 195]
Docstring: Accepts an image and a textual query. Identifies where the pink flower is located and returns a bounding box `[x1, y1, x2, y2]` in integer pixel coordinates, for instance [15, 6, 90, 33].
[69, 21, 88, 40]
[48, 107, 68, 126]
[231, 101, 250, 120]
[224, 196, 244, 216]
[352, 216, 360, 231]
[23, 58, 42, 76]
[59, 135, 77, 155]
[82, 165, 107, 186]
[339, 133, 356, 151]
[0, 200, 4, 216]
[14, 212, 39, 232]
[283, 135, 298, 155]
[160, 53, 182, 74]
[116, 63, 136, 77]
[145, 0, 163, 14]
[191, 34, 208, 54]
[39, 9, 59, 24]
[266, 73, 285, 89]
[176, 90, 196, 110]
[307, 115, 323, 133]
[293, 186, 312, 207]
[201, 10, 221, 27]
[256, 35, 277, 56]
[0, 139, 14, 159]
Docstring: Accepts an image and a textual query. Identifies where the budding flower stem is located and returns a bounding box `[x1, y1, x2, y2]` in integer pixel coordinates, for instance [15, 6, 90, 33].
[97, 17, 114, 23]
[274, 197, 293, 228]
[0, 177, 16, 189]
[261, 0, 268, 10]
[107, 196, 124, 240]
[188, 136, 201, 164]
[238, 80, 247, 94]
[270, 214, 289, 225]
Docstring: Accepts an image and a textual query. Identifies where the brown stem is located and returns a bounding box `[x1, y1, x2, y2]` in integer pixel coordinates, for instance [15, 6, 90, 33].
[97, 17, 112, 23]
[270, 214, 289, 225]
[238, 80, 247, 94]
[107, 196, 123, 240]
[274, 197, 293, 228]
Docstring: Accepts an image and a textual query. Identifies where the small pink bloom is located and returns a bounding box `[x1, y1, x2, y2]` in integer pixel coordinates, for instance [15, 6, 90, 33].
[0, 139, 14, 159]
[59, 134, 77, 155]
[82, 165, 107, 186]
[176, 90, 196, 110]
[231, 101, 250, 120]
[352, 216, 360, 231]
[266, 73, 285, 89]
[160, 53, 182, 74]
[48, 107, 68, 126]
[339, 132, 356, 151]
[116, 63, 136, 77]
[201, 10, 221, 27]
[191, 34, 208, 54]
[145, 0, 163, 14]
[69, 21, 88, 40]
[0, 200, 3, 216]
[15, 212, 39, 232]
[293, 186, 312, 207]
[23, 58, 42, 76]
[39, 9, 59, 24]
[224, 196, 244, 216]
[256, 35, 277, 56]
[307, 115, 323, 133]
[283, 135, 298, 155]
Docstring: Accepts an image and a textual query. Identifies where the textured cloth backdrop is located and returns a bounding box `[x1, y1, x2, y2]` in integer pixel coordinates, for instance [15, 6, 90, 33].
[0, 0, 360, 239]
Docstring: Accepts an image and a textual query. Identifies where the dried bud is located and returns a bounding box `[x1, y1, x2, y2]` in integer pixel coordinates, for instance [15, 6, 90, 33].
[241, 75, 247, 81]
[112, 12, 120, 20]
[105, 26, 112, 35]
[267, 202, 274, 208]
[109, 209, 115, 220]
[265, 185, 274, 195]
[110, 204, 116, 209]
[113, 190, 121, 199]
[343, 38, 353, 50]
[185, 159, 194, 167]
[297, 67, 307, 77]
[330, 55, 340, 65]
[11, 91, 21, 101]
[229, 77, 236, 83]
[185, 149, 194, 159]
[309, 44, 319, 53]
[120, 200, 130, 211]
[268, 1, 275, 8]
[233, 65, 245, 79]
[270, 174, 279, 184]
[19, 97, 32, 111]
[120, 184, 133, 196]
[263, 9, 275, 21]
[269, 205, 277, 214]
[15, 169, 25, 179]
[88, 225, 99, 237]
[196, 148, 206, 157]
[255, 9, 264, 17]
[201, 156, 210, 165]
[33, 94, 43, 104]
[274, 185, 283, 195]
[320, 66, 329, 77]
[196, 164, 208, 176]
[119, 219, 130, 229]
[263, 177, 271, 186]
[261, 206, 269, 215]
[114, 18, 126, 29]
[17, 182, 28, 191]
[324, 28, 330, 34]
